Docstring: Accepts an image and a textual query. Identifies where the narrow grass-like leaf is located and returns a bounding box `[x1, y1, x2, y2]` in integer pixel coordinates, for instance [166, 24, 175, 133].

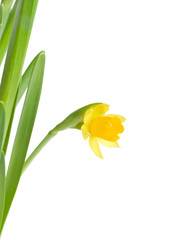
[0, 1, 17, 65]
[0, 0, 14, 40]
[3, 86, 18, 154]
[0, 101, 5, 150]
[3, 51, 44, 154]
[0, 0, 39, 138]
[0, 101, 5, 230]
[1, 0, 14, 9]
[17, 51, 44, 104]
[0, 4, 3, 26]
[1, 51, 45, 230]
[0, 152, 5, 230]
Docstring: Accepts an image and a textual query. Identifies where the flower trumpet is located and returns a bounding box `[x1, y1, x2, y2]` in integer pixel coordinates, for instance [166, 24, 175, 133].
[81, 104, 126, 158]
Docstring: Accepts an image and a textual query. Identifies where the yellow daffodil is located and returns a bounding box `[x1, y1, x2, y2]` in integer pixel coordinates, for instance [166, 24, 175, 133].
[81, 104, 126, 159]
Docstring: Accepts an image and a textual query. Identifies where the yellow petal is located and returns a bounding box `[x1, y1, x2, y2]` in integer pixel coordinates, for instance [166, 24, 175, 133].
[81, 124, 90, 140]
[84, 104, 109, 126]
[98, 138, 120, 148]
[106, 114, 126, 123]
[89, 136, 103, 159]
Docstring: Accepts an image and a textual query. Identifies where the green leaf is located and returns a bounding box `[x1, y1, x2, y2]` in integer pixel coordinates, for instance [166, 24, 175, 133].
[3, 51, 44, 154]
[0, 101, 5, 230]
[0, 4, 3, 26]
[0, 0, 39, 139]
[1, 0, 14, 9]
[0, 152, 5, 230]
[17, 51, 43, 104]
[0, 0, 14, 40]
[0, 1, 17, 65]
[2, 85, 18, 154]
[0, 101, 5, 151]
[1, 51, 45, 230]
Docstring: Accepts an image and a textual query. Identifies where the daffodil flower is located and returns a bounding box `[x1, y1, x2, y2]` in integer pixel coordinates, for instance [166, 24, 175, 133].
[81, 104, 126, 159]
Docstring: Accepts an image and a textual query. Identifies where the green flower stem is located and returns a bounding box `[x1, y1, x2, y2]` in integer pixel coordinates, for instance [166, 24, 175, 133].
[22, 130, 58, 173]
[22, 103, 101, 173]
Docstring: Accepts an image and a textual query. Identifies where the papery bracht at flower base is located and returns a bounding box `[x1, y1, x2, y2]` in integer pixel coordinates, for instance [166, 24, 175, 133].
[81, 104, 126, 159]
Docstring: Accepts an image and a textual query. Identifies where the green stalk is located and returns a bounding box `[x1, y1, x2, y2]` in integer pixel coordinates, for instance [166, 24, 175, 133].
[22, 103, 101, 173]
[23, 130, 57, 173]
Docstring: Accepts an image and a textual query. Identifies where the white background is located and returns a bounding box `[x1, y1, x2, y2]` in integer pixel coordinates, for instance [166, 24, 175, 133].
[1, 0, 184, 239]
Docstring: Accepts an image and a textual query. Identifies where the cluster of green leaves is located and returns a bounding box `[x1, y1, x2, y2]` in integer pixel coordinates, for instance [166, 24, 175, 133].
[0, 0, 45, 234]
[0, 0, 100, 236]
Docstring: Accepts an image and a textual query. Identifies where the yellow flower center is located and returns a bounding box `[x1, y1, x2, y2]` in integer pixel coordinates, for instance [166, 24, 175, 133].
[90, 116, 124, 142]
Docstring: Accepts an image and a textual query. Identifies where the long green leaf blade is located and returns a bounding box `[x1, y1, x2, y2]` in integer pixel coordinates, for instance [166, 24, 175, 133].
[0, 0, 14, 41]
[0, 1, 17, 65]
[1, 0, 14, 9]
[0, 101, 5, 230]
[0, 0, 39, 138]
[0, 4, 3, 26]
[17, 51, 43, 104]
[0, 101, 5, 150]
[0, 152, 5, 230]
[2, 86, 18, 154]
[1, 51, 45, 229]
[3, 51, 44, 154]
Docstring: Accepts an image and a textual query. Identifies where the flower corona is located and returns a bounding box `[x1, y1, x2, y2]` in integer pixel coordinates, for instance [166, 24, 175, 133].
[81, 104, 126, 159]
